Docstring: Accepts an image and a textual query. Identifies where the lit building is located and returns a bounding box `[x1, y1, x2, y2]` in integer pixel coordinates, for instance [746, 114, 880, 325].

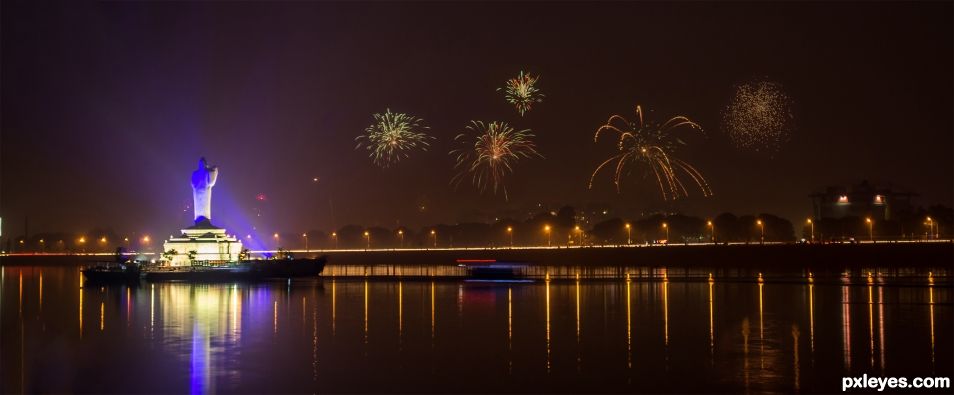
[809, 180, 914, 221]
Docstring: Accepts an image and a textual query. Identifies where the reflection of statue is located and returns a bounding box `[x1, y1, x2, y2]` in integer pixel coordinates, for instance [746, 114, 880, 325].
[191, 158, 218, 224]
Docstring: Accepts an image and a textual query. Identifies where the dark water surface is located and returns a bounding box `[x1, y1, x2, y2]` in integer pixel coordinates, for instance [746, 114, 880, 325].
[1, 263, 951, 393]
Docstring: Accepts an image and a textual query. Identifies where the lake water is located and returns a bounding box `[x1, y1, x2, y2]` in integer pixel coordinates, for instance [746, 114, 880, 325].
[1, 263, 951, 393]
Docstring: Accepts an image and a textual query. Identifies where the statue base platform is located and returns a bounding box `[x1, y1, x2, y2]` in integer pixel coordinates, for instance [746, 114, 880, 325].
[162, 220, 242, 266]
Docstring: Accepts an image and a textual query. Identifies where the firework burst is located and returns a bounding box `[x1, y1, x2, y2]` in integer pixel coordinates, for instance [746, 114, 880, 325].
[355, 109, 434, 167]
[722, 79, 795, 155]
[498, 71, 544, 116]
[589, 105, 713, 200]
[451, 121, 542, 200]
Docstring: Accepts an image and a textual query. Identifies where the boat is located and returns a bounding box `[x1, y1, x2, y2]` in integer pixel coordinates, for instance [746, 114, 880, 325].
[82, 262, 141, 283]
[457, 259, 533, 283]
[141, 255, 328, 282]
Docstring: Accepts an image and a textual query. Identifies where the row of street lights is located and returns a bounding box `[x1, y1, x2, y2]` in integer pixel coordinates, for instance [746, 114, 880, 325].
[277, 215, 944, 250]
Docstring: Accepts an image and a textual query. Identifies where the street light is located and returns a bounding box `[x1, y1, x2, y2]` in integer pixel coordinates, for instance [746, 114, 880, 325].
[364, 231, 371, 250]
[142, 235, 150, 244]
[544, 225, 551, 247]
[756, 219, 764, 244]
[662, 222, 669, 244]
[865, 217, 873, 242]
[806, 219, 814, 243]
[331, 232, 338, 249]
[625, 223, 631, 245]
[506, 226, 513, 248]
[430, 230, 437, 248]
[926, 217, 938, 240]
[302, 233, 309, 252]
[575, 225, 583, 246]
[707, 220, 715, 244]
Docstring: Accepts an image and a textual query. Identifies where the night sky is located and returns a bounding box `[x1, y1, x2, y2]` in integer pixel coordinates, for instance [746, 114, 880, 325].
[2, 2, 951, 240]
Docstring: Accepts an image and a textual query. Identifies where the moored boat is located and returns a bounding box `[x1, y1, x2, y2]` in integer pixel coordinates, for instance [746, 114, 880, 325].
[142, 255, 328, 282]
[457, 259, 532, 282]
[82, 262, 141, 283]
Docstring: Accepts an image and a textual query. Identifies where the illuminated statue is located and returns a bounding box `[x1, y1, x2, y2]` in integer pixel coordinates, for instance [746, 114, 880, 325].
[191, 157, 218, 224]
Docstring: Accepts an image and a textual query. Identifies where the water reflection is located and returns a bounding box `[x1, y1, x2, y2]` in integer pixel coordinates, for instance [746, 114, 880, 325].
[930, 285, 935, 370]
[842, 283, 851, 370]
[0, 265, 950, 394]
[545, 275, 552, 373]
[708, 277, 714, 365]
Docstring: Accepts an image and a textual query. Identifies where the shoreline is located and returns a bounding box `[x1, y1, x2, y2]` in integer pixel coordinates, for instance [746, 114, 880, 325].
[2, 242, 951, 269]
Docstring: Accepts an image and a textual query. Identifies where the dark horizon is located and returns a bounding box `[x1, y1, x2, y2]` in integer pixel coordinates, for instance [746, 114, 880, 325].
[2, 1, 952, 240]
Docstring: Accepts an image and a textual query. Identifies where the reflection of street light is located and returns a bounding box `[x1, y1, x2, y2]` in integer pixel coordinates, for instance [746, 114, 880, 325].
[430, 230, 437, 248]
[507, 226, 513, 248]
[625, 223, 631, 245]
[806, 219, 814, 243]
[364, 231, 371, 250]
[756, 220, 764, 244]
[866, 217, 873, 242]
[331, 232, 338, 249]
[544, 225, 551, 247]
[707, 220, 715, 244]
[661, 222, 669, 243]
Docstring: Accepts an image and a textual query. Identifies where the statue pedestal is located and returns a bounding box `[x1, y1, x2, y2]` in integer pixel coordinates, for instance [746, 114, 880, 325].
[162, 221, 242, 266]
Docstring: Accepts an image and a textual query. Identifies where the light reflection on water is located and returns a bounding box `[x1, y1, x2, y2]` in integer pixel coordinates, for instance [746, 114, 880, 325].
[0, 264, 951, 393]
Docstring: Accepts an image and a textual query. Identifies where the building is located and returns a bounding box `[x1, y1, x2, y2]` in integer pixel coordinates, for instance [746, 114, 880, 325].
[163, 219, 242, 266]
[809, 180, 915, 221]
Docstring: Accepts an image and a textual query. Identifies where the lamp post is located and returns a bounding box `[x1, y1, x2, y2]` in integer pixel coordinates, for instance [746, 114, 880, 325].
[926, 217, 937, 240]
[625, 223, 631, 245]
[79, 236, 86, 253]
[544, 225, 551, 247]
[756, 219, 764, 245]
[430, 230, 437, 248]
[302, 233, 309, 252]
[806, 219, 814, 243]
[331, 232, 338, 249]
[507, 226, 513, 248]
[575, 225, 583, 246]
[398, 229, 404, 249]
[707, 220, 715, 244]
[364, 231, 371, 250]
[662, 222, 669, 244]
[865, 217, 873, 242]
[273, 233, 279, 249]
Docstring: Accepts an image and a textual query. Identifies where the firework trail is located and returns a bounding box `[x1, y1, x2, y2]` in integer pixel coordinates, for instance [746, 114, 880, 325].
[355, 109, 433, 168]
[589, 105, 713, 200]
[498, 71, 544, 116]
[722, 79, 795, 155]
[451, 121, 542, 200]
